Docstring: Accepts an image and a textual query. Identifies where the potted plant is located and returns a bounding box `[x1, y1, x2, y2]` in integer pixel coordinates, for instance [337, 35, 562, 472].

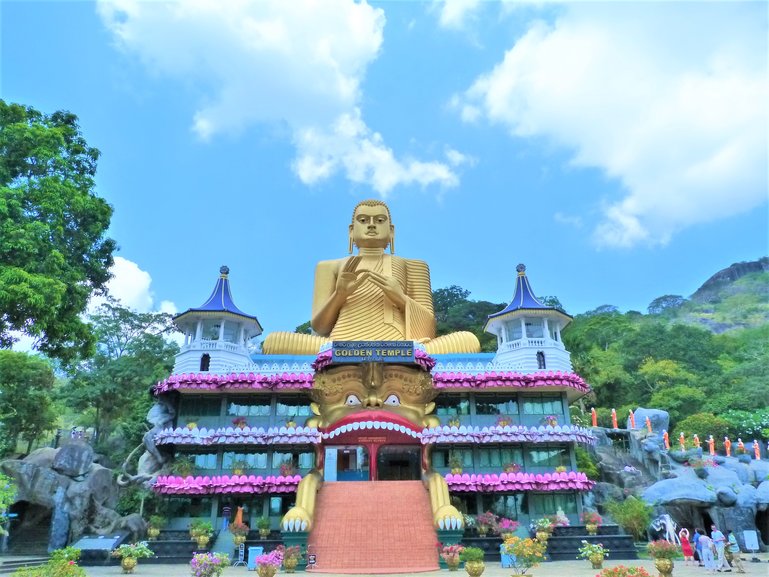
[647, 539, 677, 577]
[533, 517, 553, 543]
[279, 460, 296, 476]
[438, 543, 464, 571]
[596, 568, 652, 577]
[229, 521, 249, 546]
[577, 540, 610, 569]
[256, 516, 271, 539]
[193, 521, 214, 549]
[498, 517, 520, 540]
[254, 549, 283, 577]
[449, 451, 463, 475]
[503, 462, 521, 474]
[495, 416, 512, 427]
[503, 535, 547, 576]
[231, 459, 248, 476]
[232, 416, 248, 429]
[278, 545, 302, 573]
[186, 422, 198, 430]
[111, 542, 154, 574]
[474, 511, 498, 536]
[147, 515, 166, 540]
[189, 552, 230, 577]
[542, 415, 558, 427]
[459, 546, 485, 577]
[169, 456, 195, 477]
[447, 416, 462, 428]
[285, 414, 297, 428]
[554, 465, 567, 473]
[580, 510, 603, 535]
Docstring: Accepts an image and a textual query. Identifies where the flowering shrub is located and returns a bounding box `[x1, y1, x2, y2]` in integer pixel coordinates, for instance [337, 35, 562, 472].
[111, 542, 154, 559]
[647, 540, 678, 559]
[503, 462, 521, 473]
[533, 517, 554, 531]
[437, 543, 464, 565]
[498, 518, 519, 533]
[475, 511, 499, 533]
[232, 417, 248, 428]
[277, 545, 302, 562]
[229, 522, 249, 537]
[255, 549, 283, 568]
[503, 536, 547, 575]
[596, 566, 651, 577]
[279, 461, 296, 476]
[581, 511, 603, 525]
[542, 415, 558, 427]
[577, 541, 609, 559]
[551, 511, 570, 527]
[12, 547, 86, 577]
[496, 416, 513, 427]
[189, 553, 230, 577]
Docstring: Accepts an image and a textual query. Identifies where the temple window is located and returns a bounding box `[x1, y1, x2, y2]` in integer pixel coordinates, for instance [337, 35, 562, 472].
[528, 493, 578, 515]
[431, 448, 473, 468]
[524, 446, 568, 469]
[202, 321, 220, 340]
[536, 351, 546, 369]
[478, 446, 523, 468]
[223, 451, 268, 470]
[227, 397, 271, 417]
[476, 394, 518, 415]
[276, 396, 311, 417]
[506, 321, 522, 341]
[521, 394, 563, 415]
[190, 453, 218, 470]
[548, 323, 559, 341]
[179, 396, 221, 418]
[200, 354, 210, 371]
[480, 493, 524, 520]
[435, 394, 470, 416]
[166, 496, 213, 518]
[525, 319, 544, 338]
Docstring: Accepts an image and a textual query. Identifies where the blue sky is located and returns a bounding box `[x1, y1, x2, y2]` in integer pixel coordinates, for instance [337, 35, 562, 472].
[2, 1, 767, 339]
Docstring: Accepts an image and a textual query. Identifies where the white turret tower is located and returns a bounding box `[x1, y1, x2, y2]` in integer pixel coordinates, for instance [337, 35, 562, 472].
[484, 264, 573, 372]
[172, 266, 262, 373]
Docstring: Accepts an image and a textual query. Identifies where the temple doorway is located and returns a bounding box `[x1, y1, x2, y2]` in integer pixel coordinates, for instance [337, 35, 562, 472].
[324, 446, 369, 481]
[756, 509, 769, 547]
[376, 446, 420, 481]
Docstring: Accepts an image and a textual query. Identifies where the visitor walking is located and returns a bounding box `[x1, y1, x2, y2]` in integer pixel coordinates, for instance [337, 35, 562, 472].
[693, 528, 703, 565]
[698, 531, 716, 574]
[725, 529, 746, 573]
[711, 524, 730, 572]
[679, 527, 694, 565]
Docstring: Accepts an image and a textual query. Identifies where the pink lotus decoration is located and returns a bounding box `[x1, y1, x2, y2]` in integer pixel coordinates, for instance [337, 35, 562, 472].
[444, 470, 594, 492]
[153, 372, 313, 394]
[421, 424, 595, 445]
[154, 425, 321, 446]
[153, 474, 302, 495]
[432, 370, 590, 393]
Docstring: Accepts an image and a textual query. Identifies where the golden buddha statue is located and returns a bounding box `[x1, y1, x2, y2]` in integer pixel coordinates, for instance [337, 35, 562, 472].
[262, 199, 480, 355]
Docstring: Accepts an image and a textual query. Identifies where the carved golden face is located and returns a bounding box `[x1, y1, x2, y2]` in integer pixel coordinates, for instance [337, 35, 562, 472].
[308, 364, 439, 433]
[349, 204, 393, 250]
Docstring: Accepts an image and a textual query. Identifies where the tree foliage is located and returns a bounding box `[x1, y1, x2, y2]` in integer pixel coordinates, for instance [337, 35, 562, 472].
[59, 301, 178, 456]
[606, 496, 653, 541]
[0, 100, 116, 364]
[0, 350, 58, 452]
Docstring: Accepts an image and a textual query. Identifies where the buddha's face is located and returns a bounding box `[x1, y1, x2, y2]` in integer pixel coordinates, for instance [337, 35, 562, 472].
[349, 204, 393, 249]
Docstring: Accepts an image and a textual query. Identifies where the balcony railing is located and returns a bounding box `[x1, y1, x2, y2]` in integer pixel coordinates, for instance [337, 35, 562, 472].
[180, 339, 242, 353]
[500, 338, 565, 352]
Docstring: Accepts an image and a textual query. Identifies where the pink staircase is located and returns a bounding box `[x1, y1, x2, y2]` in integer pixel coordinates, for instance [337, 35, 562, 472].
[307, 480, 439, 573]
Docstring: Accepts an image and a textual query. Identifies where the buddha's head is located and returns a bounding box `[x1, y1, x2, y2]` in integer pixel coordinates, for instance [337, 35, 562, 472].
[349, 199, 395, 253]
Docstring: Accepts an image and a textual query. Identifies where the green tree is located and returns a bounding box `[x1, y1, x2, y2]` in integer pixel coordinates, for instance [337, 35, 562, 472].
[60, 301, 178, 453]
[433, 285, 471, 323]
[0, 350, 58, 452]
[0, 100, 116, 364]
[606, 496, 653, 541]
[649, 385, 706, 425]
[672, 412, 731, 443]
[647, 295, 686, 316]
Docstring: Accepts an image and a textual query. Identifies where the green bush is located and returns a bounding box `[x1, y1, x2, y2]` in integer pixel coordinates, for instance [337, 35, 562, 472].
[459, 546, 485, 562]
[575, 446, 600, 481]
[606, 497, 653, 542]
[671, 412, 731, 442]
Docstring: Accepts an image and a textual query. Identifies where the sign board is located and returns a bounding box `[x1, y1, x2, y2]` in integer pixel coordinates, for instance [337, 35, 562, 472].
[238, 544, 245, 562]
[308, 554, 317, 566]
[70, 534, 125, 551]
[742, 529, 759, 552]
[331, 341, 415, 364]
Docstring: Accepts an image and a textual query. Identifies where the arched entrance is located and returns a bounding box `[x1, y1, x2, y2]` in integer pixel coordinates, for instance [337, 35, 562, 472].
[376, 446, 420, 480]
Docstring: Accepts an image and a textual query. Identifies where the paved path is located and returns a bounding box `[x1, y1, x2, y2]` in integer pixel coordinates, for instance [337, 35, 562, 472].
[70, 555, 769, 577]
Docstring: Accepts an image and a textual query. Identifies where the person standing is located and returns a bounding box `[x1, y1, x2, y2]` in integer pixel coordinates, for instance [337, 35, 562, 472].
[679, 528, 694, 565]
[711, 524, 730, 572]
[693, 528, 703, 565]
[699, 531, 716, 574]
[726, 529, 746, 573]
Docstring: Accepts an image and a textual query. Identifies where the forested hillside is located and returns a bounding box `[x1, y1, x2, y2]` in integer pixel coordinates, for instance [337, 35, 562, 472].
[434, 258, 769, 441]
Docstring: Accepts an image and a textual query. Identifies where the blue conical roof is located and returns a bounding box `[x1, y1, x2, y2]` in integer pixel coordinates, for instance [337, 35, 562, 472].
[487, 264, 571, 321]
[175, 266, 261, 327]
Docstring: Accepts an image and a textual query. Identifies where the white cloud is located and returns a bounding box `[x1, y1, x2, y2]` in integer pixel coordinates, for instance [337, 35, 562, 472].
[436, 0, 483, 29]
[553, 212, 582, 228]
[453, 3, 768, 247]
[97, 0, 460, 195]
[91, 256, 177, 315]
